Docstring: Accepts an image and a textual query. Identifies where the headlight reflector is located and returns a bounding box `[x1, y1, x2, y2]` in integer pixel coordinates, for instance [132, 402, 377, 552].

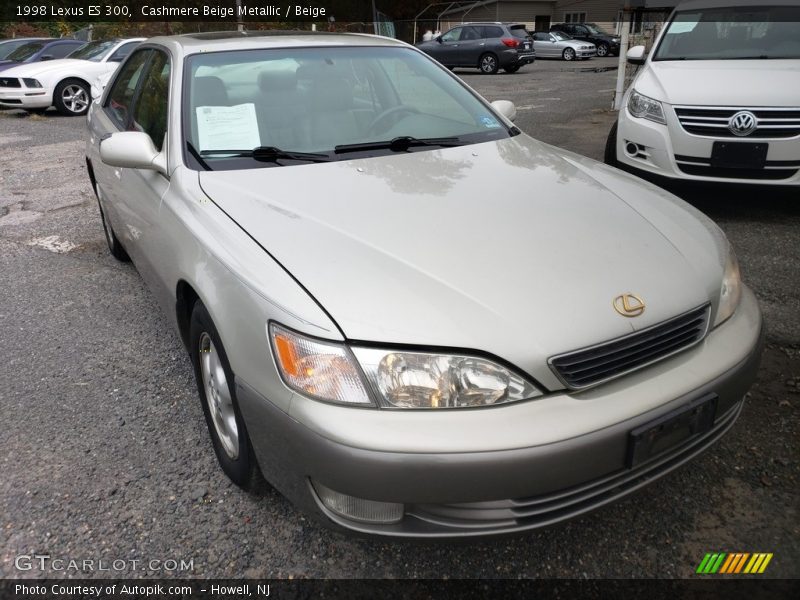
[714, 246, 742, 326]
[269, 324, 371, 405]
[352, 348, 541, 409]
[627, 90, 666, 124]
[22, 78, 42, 88]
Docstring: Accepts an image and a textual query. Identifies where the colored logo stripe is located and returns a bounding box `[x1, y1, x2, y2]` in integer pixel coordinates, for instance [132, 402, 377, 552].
[697, 552, 773, 574]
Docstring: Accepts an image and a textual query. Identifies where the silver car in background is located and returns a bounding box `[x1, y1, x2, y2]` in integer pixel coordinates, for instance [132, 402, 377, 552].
[532, 31, 597, 60]
[85, 32, 762, 538]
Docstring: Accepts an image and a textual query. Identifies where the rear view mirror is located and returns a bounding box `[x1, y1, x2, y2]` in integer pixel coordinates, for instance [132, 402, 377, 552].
[40, 55, 54, 61]
[491, 100, 516, 122]
[100, 132, 167, 175]
[627, 45, 646, 65]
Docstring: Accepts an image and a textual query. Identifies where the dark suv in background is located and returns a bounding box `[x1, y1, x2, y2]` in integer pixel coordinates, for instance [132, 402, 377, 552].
[550, 22, 621, 56]
[416, 22, 535, 74]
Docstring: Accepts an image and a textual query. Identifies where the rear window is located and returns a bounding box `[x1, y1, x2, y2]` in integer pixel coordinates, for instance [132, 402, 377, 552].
[510, 26, 530, 39]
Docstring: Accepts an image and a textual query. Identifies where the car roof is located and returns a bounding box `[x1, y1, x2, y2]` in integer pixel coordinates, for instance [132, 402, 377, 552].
[674, 0, 798, 9]
[145, 31, 408, 55]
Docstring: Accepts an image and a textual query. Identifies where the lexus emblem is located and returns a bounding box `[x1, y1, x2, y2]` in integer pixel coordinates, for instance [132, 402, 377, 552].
[613, 293, 645, 318]
[728, 111, 758, 137]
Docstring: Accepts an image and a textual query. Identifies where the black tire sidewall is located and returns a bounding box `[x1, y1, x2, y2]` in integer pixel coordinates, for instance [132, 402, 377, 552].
[604, 121, 619, 166]
[95, 188, 130, 261]
[563, 48, 575, 61]
[54, 78, 90, 116]
[189, 300, 256, 488]
[597, 43, 609, 57]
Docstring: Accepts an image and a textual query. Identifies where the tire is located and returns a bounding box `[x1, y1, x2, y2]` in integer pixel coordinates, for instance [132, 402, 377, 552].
[596, 43, 610, 57]
[562, 48, 576, 61]
[189, 300, 260, 490]
[479, 53, 499, 74]
[95, 187, 130, 262]
[53, 78, 90, 116]
[504, 65, 520, 74]
[604, 121, 619, 166]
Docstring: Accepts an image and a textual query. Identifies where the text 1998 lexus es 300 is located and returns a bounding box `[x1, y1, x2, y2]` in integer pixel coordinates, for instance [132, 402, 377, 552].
[85, 31, 763, 538]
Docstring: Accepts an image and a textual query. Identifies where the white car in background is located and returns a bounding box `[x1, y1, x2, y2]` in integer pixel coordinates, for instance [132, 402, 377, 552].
[607, 0, 800, 186]
[0, 38, 144, 116]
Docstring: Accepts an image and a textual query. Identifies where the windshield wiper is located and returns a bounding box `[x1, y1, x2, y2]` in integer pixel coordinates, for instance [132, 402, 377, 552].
[334, 136, 463, 154]
[199, 146, 333, 163]
[186, 141, 211, 171]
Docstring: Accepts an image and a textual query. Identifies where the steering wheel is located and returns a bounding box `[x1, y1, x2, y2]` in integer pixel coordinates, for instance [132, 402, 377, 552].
[367, 105, 420, 136]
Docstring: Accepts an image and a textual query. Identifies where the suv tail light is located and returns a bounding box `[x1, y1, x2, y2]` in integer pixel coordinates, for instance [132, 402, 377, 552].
[501, 38, 520, 48]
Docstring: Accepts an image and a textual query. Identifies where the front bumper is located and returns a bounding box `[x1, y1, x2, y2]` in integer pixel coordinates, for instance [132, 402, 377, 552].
[237, 288, 762, 538]
[577, 48, 597, 58]
[0, 86, 51, 109]
[617, 104, 800, 185]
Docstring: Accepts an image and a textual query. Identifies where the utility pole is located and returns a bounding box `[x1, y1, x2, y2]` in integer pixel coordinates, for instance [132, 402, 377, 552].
[236, 0, 243, 32]
[613, 3, 632, 110]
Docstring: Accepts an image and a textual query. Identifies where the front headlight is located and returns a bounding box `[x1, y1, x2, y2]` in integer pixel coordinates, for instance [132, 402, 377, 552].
[627, 90, 666, 124]
[269, 323, 542, 409]
[714, 246, 742, 327]
[352, 348, 541, 409]
[22, 78, 42, 88]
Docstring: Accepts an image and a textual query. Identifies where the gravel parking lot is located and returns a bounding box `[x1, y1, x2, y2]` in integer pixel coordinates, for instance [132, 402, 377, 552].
[1, 56, 797, 579]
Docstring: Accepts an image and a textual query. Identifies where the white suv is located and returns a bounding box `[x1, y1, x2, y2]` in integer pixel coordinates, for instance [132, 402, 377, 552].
[607, 0, 800, 186]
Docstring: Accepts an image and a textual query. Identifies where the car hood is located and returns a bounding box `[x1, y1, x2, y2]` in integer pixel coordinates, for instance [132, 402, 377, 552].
[0, 58, 93, 77]
[0, 60, 22, 73]
[635, 60, 800, 106]
[198, 137, 721, 387]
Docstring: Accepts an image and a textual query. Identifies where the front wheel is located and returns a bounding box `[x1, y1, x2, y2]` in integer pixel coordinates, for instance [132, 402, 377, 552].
[562, 48, 576, 61]
[190, 300, 260, 490]
[95, 188, 130, 262]
[479, 53, 499, 74]
[596, 43, 610, 57]
[53, 78, 90, 116]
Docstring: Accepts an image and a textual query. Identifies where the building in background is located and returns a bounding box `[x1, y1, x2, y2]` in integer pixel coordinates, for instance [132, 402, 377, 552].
[433, 0, 679, 36]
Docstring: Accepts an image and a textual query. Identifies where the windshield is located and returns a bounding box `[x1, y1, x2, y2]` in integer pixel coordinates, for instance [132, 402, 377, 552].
[184, 46, 512, 170]
[0, 39, 35, 60]
[67, 40, 116, 62]
[585, 24, 610, 36]
[552, 32, 571, 41]
[654, 6, 800, 60]
[6, 42, 45, 62]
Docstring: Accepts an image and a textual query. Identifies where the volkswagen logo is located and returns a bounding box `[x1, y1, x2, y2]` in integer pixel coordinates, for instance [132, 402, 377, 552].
[728, 111, 758, 137]
[613, 293, 645, 318]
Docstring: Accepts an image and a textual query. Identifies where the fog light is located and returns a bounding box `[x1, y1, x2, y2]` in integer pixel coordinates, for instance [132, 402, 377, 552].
[312, 481, 403, 524]
[625, 142, 639, 156]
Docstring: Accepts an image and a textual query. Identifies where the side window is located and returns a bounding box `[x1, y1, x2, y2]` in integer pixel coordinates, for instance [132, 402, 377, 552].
[441, 28, 462, 42]
[461, 27, 481, 41]
[130, 51, 170, 151]
[104, 49, 152, 129]
[108, 41, 140, 63]
[533, 33, 548, 42]
[48, 43, 77, 59]
[575, 26, 589, 36]
[482, 26, 504, 38]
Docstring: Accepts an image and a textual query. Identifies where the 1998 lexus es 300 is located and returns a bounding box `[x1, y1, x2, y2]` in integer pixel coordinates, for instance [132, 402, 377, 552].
[85, 32, 763, 537]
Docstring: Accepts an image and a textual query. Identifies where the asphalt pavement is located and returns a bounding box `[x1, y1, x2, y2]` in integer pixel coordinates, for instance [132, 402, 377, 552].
[1, 56, 797, 579]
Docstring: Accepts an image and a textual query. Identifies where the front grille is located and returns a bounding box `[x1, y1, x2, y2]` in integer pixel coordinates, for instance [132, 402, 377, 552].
[674, 155, 799, 181]
[0, 77, 21, 88]
[408, 400, 741, 532]
[674, 106, 800, 139]
[550, 304, 710, 389]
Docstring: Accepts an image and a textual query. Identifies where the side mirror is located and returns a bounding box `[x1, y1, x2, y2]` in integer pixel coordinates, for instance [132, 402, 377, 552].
[627, 45, 646, 66]
[436, 36, 442, 43]
[100, 132, 167, 175]
[40, 55, 54, 61]
[491, 100, 516, 122]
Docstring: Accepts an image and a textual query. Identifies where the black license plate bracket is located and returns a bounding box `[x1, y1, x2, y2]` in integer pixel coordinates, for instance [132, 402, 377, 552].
[711, 141, 767, 169]
[626, 393, 718, 468]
